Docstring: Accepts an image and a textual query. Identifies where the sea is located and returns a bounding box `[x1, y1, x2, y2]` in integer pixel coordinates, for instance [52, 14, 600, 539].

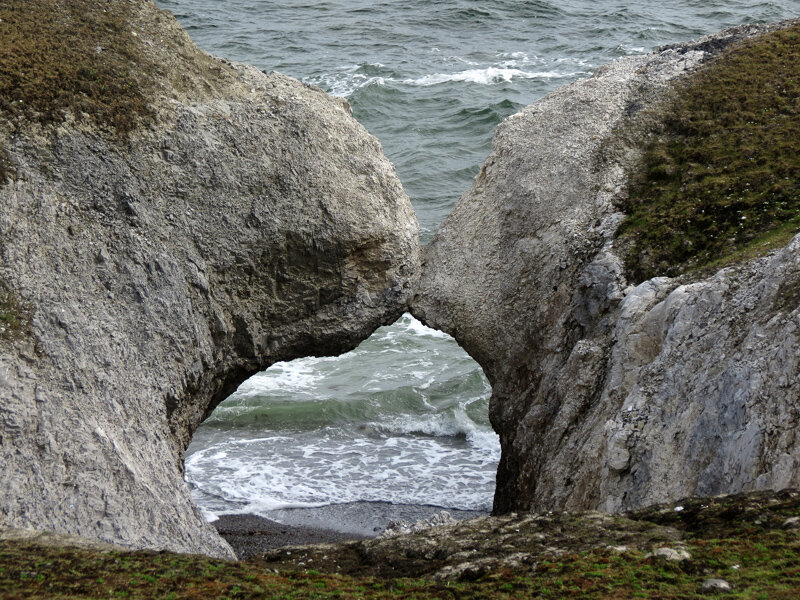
[154, 0, 798, 528]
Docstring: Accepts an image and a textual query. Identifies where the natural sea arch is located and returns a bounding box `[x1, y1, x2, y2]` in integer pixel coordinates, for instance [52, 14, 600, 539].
[184, 313, 498, 534]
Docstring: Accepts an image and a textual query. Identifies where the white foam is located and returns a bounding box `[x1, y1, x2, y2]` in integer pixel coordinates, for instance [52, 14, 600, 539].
[308, 57, 580, 96]
[466, 428, 503, 454]
[405, 67, 569, 87]
[498, 51, 528, 60]
[186, 426, 500, 515]
[187, 318, 495, 515]
[305, 64, 395, 97]
[201, 508, 219, 523]
[495, 51, 545, 69]
[396, 312, 452, 339]
[617, 43, 646, 55]
[235, 359, 323, 396]
[417, 376, 435, 390]
[378, 407, 500, 454]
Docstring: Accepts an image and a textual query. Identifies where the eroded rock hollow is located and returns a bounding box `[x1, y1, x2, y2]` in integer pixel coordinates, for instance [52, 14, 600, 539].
[413, 23, 799, 515]
[0, 0, 418, 558]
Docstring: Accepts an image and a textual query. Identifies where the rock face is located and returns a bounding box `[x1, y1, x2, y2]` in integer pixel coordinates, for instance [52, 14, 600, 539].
[0, 1, 418, 557]
[413, 23, 799, 514]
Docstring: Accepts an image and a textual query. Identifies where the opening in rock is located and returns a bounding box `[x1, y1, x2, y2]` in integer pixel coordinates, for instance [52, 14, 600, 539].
[185, 313, 497, 536]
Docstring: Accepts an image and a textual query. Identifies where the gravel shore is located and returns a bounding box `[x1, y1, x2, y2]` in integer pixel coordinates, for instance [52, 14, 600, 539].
[214, 514, 367, 559]
[213, 502, 487, 559]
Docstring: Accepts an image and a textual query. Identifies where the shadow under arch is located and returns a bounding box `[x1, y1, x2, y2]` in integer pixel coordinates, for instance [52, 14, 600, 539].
[184, 313, 498, 537]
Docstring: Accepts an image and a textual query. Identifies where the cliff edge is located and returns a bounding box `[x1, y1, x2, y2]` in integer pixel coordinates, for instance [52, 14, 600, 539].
[414, 21, 799, 514]
[0, 0, 419, 557]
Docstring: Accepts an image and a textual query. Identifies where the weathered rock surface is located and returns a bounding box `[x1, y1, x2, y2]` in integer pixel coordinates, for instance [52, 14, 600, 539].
[259, 506, 683, 580]
[0, 528, 128, 553]
[256, 489, 800, 581]
[0, 1, 418, 557]
[413, 22, 799, 514]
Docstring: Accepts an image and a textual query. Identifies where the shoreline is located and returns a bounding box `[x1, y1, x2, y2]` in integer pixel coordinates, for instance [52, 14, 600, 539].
[213, 514, 368, 559]
[211, 501, 488, 559]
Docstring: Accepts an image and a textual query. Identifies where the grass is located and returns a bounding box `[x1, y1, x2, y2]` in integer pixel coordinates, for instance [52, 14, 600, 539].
[4, 490, 800, 599]
[0, 292, 20, 330]
[0, 0, 155, 138]
[618, 22, 800, 283]
[1, 530, 798, 599]
[0, 279, 29, 341]
[0, 146, 13, 184]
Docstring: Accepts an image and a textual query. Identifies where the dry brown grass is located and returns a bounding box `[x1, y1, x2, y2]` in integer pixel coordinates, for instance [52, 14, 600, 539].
[0, 0, 155, 137]
[619, 23, 800, 282]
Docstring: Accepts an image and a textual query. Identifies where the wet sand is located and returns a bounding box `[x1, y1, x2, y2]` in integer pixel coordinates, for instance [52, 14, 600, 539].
[213, 501, 487, 559]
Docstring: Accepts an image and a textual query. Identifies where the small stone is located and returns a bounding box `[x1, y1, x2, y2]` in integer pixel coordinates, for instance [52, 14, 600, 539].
[782, 516, 800, 529]
[95, 248, 110, 264]
[702, 578, 732, 592]
[646, 547, 691, 561]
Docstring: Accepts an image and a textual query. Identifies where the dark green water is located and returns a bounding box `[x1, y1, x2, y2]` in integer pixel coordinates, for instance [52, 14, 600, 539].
[156, 0, 799, 520]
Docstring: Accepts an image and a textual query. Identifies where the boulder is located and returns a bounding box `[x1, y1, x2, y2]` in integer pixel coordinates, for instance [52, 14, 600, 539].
[413, 23, 799, 514]
[0, 0, 418, 557]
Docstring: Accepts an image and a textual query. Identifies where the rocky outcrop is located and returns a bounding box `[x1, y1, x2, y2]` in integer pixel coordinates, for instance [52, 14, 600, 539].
[0, 1, 418, 557]
[413, 23, 799, 514]
[256, 489, 800, 581]
[260, 508, 683, 580]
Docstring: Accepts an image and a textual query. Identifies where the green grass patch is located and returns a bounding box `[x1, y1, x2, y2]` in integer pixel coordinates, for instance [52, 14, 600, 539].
[2, 530, 799, 599]
[0, 0, 155, 137]
[619, 23, 800, 282]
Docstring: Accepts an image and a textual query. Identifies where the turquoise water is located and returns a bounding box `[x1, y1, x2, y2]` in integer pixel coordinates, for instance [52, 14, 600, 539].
[187, 315, 496, 515]
[157, 0, 799, 519]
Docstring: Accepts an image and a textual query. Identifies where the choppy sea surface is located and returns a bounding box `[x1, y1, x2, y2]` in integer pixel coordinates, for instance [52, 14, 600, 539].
[155, 0, 798, 522]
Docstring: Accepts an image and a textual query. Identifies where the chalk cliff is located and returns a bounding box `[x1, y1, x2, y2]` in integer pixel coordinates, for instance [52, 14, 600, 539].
[2, 0, 797, 558]
[413, 22, 799, 514]
[0, 0, 418, 557]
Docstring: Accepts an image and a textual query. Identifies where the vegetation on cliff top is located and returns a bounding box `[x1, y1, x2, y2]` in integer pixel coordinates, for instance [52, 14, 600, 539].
[0, 0, 154, 138]
[619, 23, 800, 283]
[1, 490, 799, 599]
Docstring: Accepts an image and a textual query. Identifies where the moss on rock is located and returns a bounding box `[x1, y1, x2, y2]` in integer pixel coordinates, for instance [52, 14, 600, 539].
[619, 23, 800, 283]
[0, 146, 13, 184]
[0, 0, 155, 136]
[2, 490, 799, 598]
[0, 280, 30, 341]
